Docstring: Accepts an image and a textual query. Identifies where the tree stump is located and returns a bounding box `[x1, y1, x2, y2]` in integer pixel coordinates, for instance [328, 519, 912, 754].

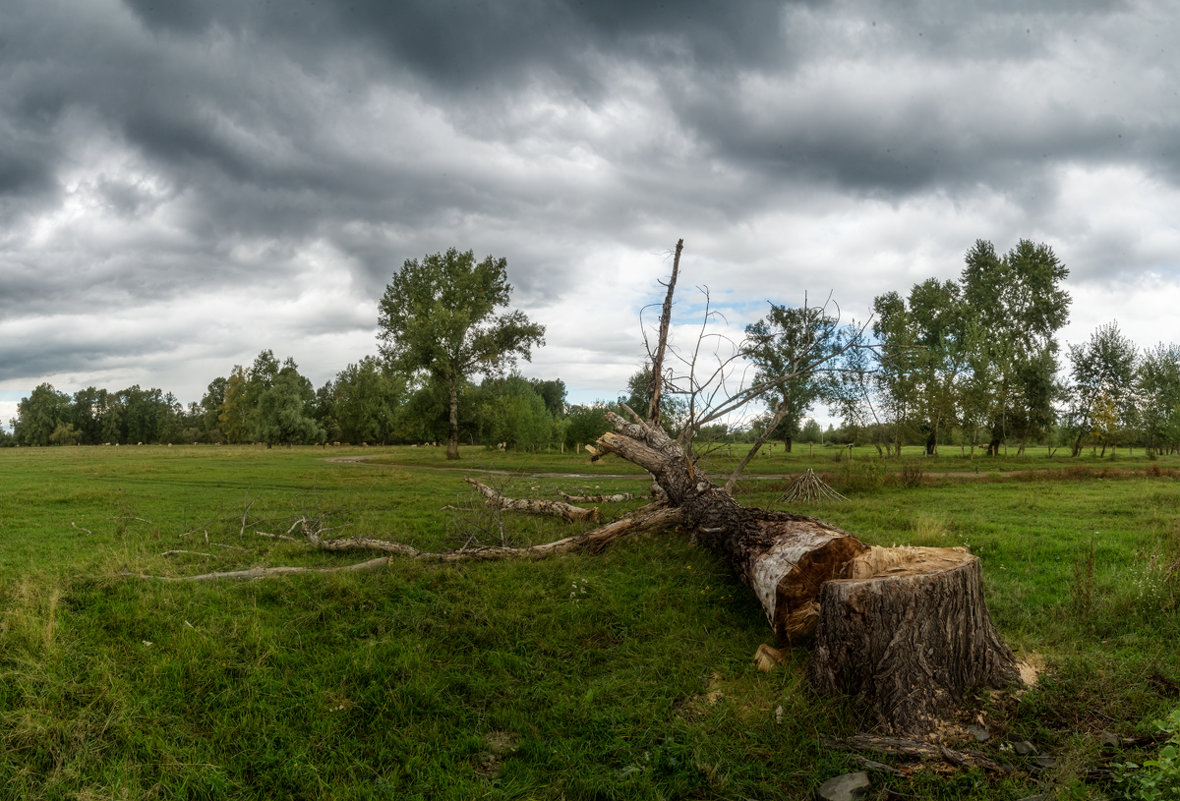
[807, 546, 1023, 734]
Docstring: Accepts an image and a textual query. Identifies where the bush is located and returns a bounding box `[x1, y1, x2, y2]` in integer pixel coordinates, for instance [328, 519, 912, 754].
[1117, 708, 1180, 800]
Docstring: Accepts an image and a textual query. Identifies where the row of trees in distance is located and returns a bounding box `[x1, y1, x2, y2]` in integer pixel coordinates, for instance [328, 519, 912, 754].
[750, 240, 1180, 456]
[5, 242, 1180, 456]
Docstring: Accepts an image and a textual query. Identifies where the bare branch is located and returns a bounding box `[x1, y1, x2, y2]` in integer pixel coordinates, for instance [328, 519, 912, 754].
[132, 506, 687, 580]
[647, 238, 683, 427]
[240, 496, 258, 537]
[557, 490, 635, 503]
[125, 558, 394, 582]
[465, 478, 600, 522]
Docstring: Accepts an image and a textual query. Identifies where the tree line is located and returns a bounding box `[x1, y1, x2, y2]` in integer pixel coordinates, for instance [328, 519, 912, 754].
[3, 353, 615, 450]
[5, 241, 1179, 456]
[747, 239, 1180, 457]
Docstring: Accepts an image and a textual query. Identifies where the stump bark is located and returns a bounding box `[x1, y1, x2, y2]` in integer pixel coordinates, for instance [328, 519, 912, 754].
[807, 546, 1023, 734]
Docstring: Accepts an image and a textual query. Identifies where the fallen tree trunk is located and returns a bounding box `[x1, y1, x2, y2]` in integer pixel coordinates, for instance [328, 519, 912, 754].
[592, 409, 1023, 734]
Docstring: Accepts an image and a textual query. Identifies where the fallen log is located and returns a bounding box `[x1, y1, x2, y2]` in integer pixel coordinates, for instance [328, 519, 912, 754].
[592, 409, 1023, 734]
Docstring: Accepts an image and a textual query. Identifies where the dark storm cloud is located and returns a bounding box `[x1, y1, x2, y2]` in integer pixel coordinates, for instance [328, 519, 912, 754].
[2, 0, 1178, 407]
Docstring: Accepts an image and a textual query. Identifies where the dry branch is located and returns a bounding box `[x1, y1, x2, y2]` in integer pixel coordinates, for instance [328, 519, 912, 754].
[556, 490, 635, 504]
[466, 478, 600, 521]
[822, 734, 1007, 774]
[646, 238, 683, 428]
[126, 558, 394, 582]
[133, 504, 686, 582]
[298, 505, 682, 561]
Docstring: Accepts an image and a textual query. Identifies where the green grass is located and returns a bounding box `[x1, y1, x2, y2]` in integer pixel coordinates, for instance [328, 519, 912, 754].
[3, 444, 1180, 799]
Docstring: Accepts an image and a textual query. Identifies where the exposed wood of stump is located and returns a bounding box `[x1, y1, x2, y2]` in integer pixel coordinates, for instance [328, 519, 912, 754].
[808, 546, 1023, 734]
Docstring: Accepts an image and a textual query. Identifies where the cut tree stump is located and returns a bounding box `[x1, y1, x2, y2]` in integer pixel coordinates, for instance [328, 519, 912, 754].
[808, 546, 1023, 734]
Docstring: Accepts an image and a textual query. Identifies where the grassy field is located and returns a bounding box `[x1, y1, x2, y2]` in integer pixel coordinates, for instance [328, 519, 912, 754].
[2, 444, 1179, 800]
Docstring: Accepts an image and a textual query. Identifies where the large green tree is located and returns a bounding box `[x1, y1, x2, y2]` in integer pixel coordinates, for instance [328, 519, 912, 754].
[377, 248, 545, 459]
[1138, 343, 1180, 455]
[961, 239, 1070, 454]
[256, 359, 324, 446]
[1067, 321, 1139, 456]
[744, 303, 841, 453]
[325, 356, 404, 445]
[13, 384, 71, 446]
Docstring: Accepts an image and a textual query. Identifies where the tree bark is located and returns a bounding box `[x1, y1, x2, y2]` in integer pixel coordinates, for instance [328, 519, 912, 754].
[446, 381, 460, 460]
[808, 546, 1022, 734]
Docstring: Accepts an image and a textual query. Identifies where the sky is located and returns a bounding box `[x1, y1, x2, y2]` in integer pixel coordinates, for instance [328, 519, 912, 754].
[3, 0, 1180, 429]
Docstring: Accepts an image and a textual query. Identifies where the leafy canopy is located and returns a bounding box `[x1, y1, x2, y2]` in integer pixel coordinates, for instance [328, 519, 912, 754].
[377, 248, 545, 386]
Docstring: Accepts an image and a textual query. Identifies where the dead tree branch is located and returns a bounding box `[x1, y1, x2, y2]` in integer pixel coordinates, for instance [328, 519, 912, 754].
[131, 505, 686, 582]
[646, 238, 683, 428]
[557, 490, 635, 503]
[465, 478, 600, 522]
[822, 735, 1008, 774]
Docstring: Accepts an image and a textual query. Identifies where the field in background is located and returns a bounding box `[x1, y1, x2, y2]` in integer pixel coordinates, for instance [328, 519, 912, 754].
[2, 444, 1180, 799]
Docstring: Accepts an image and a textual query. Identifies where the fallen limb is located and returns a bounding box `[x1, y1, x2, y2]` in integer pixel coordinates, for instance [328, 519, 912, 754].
[557, 490, 635, 503]
[822, 734, 1007, 774]
[299, 504, 682, 560]
[466, 479, 600, 522]
[126, 557, 393, 582]
[131, 505, 686, 581]
[160, 550, 213, 558]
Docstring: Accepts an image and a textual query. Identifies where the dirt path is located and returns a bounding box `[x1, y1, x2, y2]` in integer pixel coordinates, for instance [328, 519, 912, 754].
[325, 454, 1167, 484]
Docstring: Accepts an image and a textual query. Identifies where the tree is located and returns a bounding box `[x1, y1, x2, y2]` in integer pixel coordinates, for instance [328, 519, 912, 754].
[563, 404, 611, 450]
[469, 375, 553, 451]
[744, 302, 841, 453]
[217, 366, 251, 444]
[1066, 322, 1139, 456]
[256, 360, 325, 446]
[619, 366, 687, 436]
[326, 356, 403, 445]
[1138, 343, 1180, 455]
[906, 278, 969, 455]
[870, 291, 922, 456]
[13, 384, 71, 446]
[378, 248, 546, 460]
[960, 239, 1070, 454]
